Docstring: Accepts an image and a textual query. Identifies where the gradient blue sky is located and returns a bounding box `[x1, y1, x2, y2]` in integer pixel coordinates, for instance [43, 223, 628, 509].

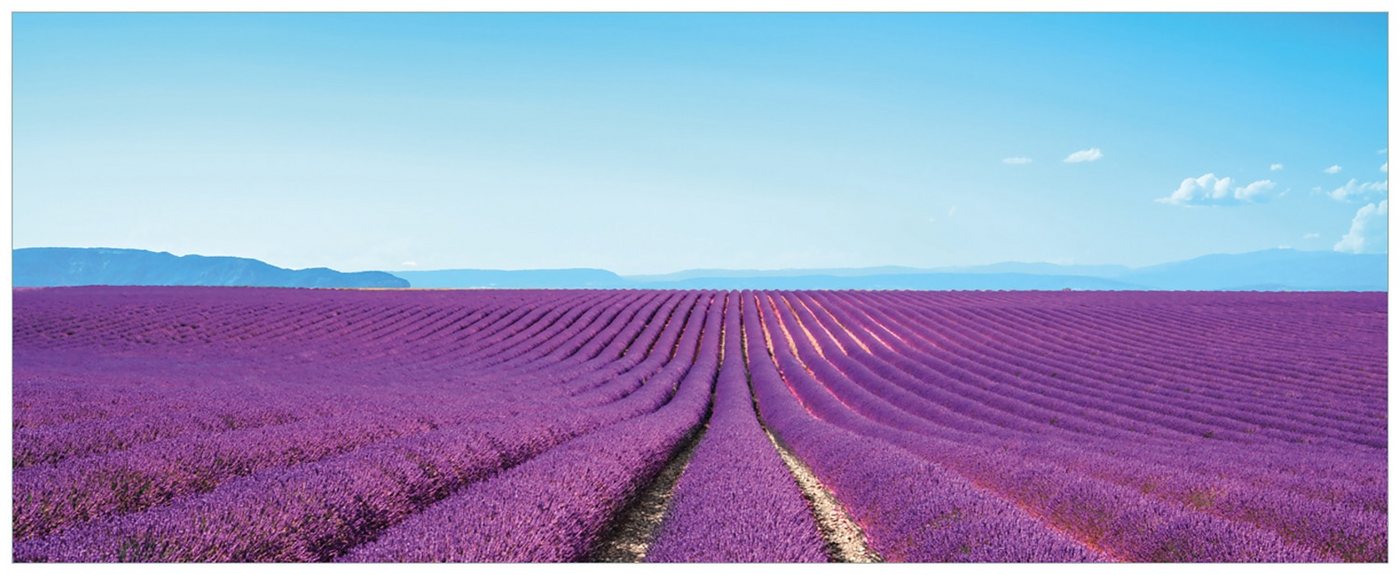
[13, 13, 1389, 274]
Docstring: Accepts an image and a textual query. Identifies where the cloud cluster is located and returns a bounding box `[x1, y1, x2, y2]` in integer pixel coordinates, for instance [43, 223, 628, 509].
[1157, 173, 1278, 206]
[1326, 178, 1388, 202]
[1063, 148, 1103, 163]
[1162, 147, 1386, 252]
[1334, 200, 1388, 253]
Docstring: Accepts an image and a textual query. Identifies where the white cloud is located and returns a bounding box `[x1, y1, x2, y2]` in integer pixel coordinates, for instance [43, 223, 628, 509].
[1334, 200, 1388, 253]
[400, 261, 419, 267]
[1382, 161, 1388, 173]
[1002, 156, 1033, 165]
[1302, 232, 1321, 240]
[1235, 179, 1277, 201]
[1063, 148, 1103, 163]
[1157, 173, 1278, 206]
[1326, 178, 1389, 202]
[1379, 148, 1388, 155]
[947, 206, 958, 218]
[1324, 165, 1342, 174]
[1269, 163, 1284, 171]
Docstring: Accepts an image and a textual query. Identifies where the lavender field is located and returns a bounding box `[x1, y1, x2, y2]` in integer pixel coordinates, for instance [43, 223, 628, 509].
[11, 286, 1387, 562]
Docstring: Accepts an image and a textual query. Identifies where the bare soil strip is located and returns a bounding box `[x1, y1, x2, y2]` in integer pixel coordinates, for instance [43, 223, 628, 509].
[763, 429, 883, 563]
[745, 294, 880, 563]
[586, 423, 708, 562]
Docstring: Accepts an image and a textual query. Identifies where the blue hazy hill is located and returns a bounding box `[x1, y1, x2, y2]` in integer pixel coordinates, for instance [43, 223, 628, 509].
[392, 268, 628, 289]
[630, 272, 1140, 290]
[13, 247, 1386, 291]
[615, 250, 1384, 291]
[1115, 249, 1387, 291]
[616, 249, 1385, 291]
[14, 248, 409, 288]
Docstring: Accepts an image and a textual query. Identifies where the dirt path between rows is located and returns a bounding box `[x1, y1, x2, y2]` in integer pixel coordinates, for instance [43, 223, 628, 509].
[764, 429, 883, 563]
[586, 423, 708, 562]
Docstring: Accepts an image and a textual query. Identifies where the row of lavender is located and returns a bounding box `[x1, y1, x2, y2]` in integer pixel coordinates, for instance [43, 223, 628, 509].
[13, 287, 1387, 562]
[15, 288, 731, 560]
[744, 290, 1385, 561]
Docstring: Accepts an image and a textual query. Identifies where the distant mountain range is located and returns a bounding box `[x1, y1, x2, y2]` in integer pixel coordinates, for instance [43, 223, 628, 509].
[11, 247, 1387, 291]
[14, 248, 409, 288]
[626, 272, 1139, 291]
[393, 268, 629, 289]
[394, 249, 1386, 291]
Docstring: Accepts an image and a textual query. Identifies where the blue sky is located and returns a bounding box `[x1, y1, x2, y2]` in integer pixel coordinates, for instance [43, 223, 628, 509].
[13, 13, 1388, 274]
